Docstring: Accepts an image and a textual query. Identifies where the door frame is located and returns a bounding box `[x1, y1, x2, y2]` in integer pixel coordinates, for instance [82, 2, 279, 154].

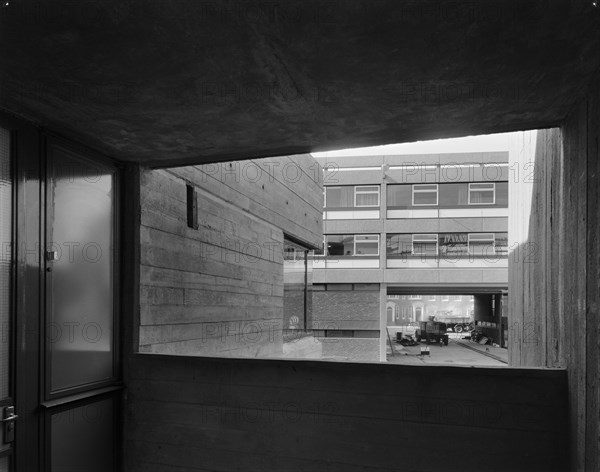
[40, 134, 123, 471]
[0, 111, 124, 471]
[0, 112, 25, 471]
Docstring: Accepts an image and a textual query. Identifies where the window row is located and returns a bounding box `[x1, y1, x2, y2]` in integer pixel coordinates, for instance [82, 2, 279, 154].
[324, 185, 380, 208]
[321, 234, 380, 256]
[324, 182, 508, 209]
[389, 295, 475, 302]
[386, 232, 508, 257]
[318, 232, 508, 258]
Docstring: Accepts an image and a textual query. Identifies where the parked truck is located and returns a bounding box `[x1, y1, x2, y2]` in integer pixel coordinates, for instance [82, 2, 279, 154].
[415, 318, 449, 345]
[435, 316, 473, 333]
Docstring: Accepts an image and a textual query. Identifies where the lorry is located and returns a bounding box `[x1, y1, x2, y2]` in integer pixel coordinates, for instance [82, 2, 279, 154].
[415, 318, 449, 345]
[435, 316, 473, 333]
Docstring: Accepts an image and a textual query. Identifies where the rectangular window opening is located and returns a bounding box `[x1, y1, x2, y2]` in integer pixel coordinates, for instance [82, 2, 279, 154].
[354, 185, 380, 207]
[468, 182, 495, 205]
[186, 184, 198, 229]
[412, 184, 438, 206]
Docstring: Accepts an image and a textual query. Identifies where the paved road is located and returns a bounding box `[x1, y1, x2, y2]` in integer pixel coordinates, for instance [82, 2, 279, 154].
[386, 337, 507, 367]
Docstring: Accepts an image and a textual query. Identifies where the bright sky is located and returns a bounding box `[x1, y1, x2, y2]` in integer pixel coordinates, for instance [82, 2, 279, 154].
[311, 132, 515, 157]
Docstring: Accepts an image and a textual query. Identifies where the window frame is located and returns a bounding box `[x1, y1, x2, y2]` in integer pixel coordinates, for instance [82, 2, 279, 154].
[468, 232, 496, 255]
[353, 234, 379, 256]
[468, 182, 496, 205]
[412, 233, 439, 256]
[412, 183, 439, 206]
[354, 185, 380, 208]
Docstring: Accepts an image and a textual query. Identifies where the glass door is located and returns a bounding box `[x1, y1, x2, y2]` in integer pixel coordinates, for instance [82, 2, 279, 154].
[43, 142, 119, 472]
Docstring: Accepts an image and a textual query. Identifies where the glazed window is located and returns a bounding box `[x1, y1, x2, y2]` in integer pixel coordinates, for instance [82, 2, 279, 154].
[468, 233, 495, 256]
[354, 186, 380, 207]
[325, 186, 354, 208]
[468, 183, 495, 204]
[354, 234, 379, 255]
[412, 234, 438, 255]
[412, 184, 438, 206]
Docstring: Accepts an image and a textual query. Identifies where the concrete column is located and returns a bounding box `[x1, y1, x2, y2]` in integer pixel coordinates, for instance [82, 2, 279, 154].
[379, 282, 388, 361]
[379, 164, 388, 361]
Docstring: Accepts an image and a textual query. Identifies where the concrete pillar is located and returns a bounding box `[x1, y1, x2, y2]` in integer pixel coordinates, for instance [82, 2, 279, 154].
[379, 165, 388, 361]
[379, 282, 388, 361]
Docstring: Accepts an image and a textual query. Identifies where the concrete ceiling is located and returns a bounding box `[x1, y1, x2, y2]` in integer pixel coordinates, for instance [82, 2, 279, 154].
[1, 0, 599, 167]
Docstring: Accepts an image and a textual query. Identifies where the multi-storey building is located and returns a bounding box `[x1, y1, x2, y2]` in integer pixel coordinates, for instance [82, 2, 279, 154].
[311, 152, 509, 361]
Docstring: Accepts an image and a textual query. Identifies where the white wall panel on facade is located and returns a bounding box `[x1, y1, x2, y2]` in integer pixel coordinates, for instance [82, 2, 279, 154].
[438, 259, 508, 268]
[313, 259, 380, 269]
[387, 209, 439, 219]
[325, 210, 380, 220]
[439, 208, 508, 218]
[387, 259, 438, 268]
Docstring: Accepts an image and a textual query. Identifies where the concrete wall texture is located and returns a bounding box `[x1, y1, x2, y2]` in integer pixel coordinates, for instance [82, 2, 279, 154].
[509, 74, 600, 471]
[138, 155, 323, 357]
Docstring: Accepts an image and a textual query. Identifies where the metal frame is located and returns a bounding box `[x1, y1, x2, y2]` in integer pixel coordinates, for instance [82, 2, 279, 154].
[353, 234, 379, 256]
[42, 136, 122, 402]
[354, 185, 380, 208]
[467, 232, 496, 255]
[468, 182, 496, 205]
[0, 119, 17, 467]
[411, 233, 438, 256]
[412, 183, 439, 206]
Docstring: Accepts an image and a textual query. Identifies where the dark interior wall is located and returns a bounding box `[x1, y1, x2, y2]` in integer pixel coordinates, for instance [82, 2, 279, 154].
[124, 354, 567, 472]
[473, 294, 500, 344]
[508, 76, 600, 470]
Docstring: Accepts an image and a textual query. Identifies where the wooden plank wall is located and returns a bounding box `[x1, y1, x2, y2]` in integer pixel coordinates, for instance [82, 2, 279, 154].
[138, 154, 322, 357]
[508, 74, 600, 471]
[124, 354, 568, 472]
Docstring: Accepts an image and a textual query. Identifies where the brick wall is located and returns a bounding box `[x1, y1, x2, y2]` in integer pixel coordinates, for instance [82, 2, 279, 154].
[312, 288, 380, 330]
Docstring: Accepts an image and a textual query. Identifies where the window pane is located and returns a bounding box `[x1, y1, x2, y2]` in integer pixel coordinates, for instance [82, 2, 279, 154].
[413, 185, 438, 205]
[469, 234, 495, 256]
[48, 149, 115, 392]
[469, 183, 495, 204]
[439, 183, 469, 206]
[356, 186, 378, 192]
[413, 234, 437, 241]
[413, 234, 437, 255]
[469, 242, 495, 256]
[325, 186, 353, 207]
[470, 191, 494, 204]
[355, 235, 378, 255]
[414, 184, 437, 191]
[469, 233, 495, 241]
[387, 185, 412, 208]
[283, 239, 310, 330]
[413, 192, 437, 205]
[355, 192, 379, 206]
[495, 232, 508, 255]
[355, 242, 378, 255]
[496, 182, 509, 206]
[439, 233, 468, 257]
[387, 234, 412, 257]
[413, 242, 437, 255]
[326, 235, 353, 256]
[0, 128, 11, 400]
